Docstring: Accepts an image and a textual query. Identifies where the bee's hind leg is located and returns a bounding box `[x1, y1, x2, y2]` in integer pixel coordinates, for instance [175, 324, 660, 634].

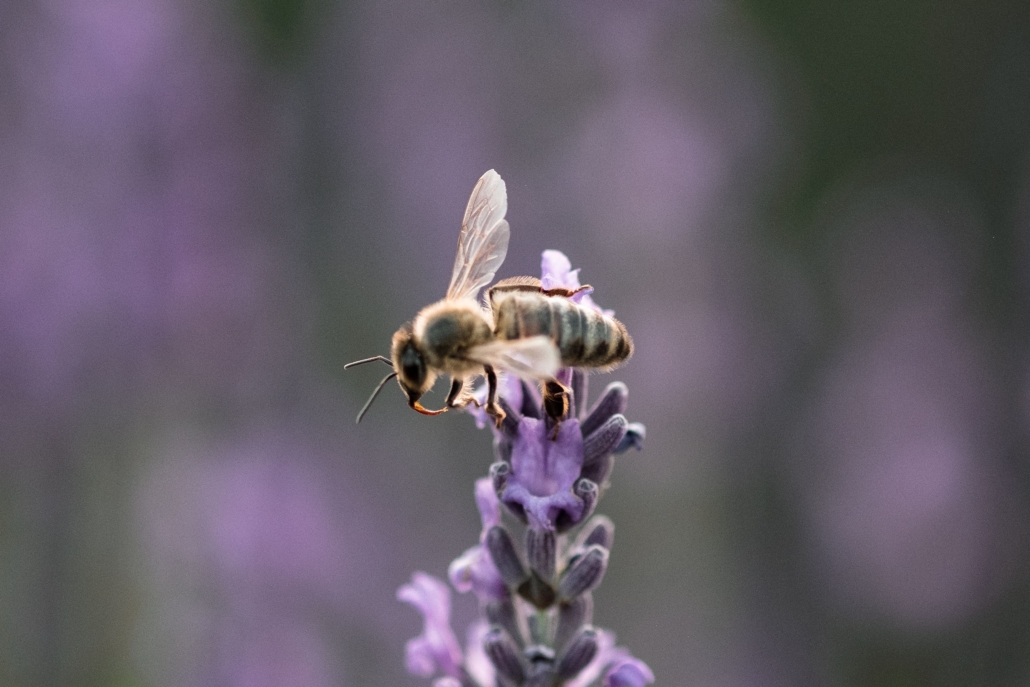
[483, 365, 506, 428]
[543, 378, 571, 440]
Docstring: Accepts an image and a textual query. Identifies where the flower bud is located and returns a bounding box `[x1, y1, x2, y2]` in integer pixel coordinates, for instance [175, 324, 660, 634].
[486, 526, 527, 587]
[484, 627, 525, 683]
[485, 597, 523, 647]
[553, 592, 593, 652]
[581, 453, 614, 488]
[525, 527, 556, 580]
[614, 422, 645, 454]
[581, 381, 628, 435]
[583, 413, 628, 468]
[583, 515, 614, 550]
[558, 545, 608, 601]
[557, 627, 599, 679]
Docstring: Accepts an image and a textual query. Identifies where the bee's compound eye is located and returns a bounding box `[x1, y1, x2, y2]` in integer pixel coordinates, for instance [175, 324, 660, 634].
[400, 345, 425, 387]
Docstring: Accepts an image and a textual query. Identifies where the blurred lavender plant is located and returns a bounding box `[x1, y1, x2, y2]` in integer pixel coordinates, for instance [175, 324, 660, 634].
[397, 252, 653, 687]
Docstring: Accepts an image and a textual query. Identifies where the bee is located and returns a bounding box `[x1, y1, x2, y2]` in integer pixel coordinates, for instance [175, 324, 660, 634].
[345, 169, 633, 429]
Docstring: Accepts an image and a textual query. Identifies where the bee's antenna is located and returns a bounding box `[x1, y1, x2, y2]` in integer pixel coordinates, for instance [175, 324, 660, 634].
[356, 372, 398, 424]
[344, 355, 393, 369]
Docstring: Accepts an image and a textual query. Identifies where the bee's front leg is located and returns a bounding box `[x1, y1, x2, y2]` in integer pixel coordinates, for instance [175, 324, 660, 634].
[445, 376, 481, 412]
[444, 377, 465, 408]
[543, 379, 570, 440]
[484, 365, 505, 428]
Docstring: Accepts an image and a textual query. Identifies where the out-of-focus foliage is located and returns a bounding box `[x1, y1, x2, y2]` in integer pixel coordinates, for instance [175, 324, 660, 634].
[236, 0, 315, 63]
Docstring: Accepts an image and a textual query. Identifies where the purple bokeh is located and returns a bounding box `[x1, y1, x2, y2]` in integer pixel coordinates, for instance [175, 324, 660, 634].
[2, 0, 1028, 685]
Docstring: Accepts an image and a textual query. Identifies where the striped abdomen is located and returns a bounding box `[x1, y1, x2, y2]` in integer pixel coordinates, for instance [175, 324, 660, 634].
[491, 290, 633, 370]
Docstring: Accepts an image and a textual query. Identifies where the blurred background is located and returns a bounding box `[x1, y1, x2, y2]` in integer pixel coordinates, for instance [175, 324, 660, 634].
[3, 0, 1030, 685]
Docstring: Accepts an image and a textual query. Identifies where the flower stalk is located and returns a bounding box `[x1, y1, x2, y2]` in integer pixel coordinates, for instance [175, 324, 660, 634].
[397, 251, 654, 687]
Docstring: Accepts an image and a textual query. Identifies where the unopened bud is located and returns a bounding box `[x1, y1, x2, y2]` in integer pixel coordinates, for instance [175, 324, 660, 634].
[484, 627, 525, 683]
[581, 382, 628, 435]
[583, 515, 614, 550]
[614, 422, 646, 454]
[525, 528, 556, 580]
[486, 526, 527, 587]
[583, 414, 627, 468]
[557, 627, 599, 679]
[558, 545, 608, 601]
[485, 597, 523, 647]
[554, 593, 593, 651]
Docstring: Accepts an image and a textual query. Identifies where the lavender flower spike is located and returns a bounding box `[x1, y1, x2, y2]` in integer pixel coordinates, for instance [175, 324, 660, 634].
[399, 249, 653, 686]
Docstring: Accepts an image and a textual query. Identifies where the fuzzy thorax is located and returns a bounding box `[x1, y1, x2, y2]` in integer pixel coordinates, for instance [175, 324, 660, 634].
[412, 298, 494, 376]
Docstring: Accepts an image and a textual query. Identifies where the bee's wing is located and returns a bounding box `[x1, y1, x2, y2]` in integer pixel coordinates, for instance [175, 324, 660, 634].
[446, 170, 510, 301]
[465, 336, 561, 380]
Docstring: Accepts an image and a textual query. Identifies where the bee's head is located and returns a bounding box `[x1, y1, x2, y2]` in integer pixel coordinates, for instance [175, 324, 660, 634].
[391, 325, 436, 407]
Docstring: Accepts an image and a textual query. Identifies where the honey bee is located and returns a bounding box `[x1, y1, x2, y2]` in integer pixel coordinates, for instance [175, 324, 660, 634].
[345, 169, 633, 428]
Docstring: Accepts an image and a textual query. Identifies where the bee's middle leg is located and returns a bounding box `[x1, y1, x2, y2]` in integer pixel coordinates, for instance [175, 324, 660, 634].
[484, 365, 505, 428]
[543, 378, 571, 440]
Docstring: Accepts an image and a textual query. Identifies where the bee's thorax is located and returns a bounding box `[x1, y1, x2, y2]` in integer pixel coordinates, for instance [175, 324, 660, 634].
[413, 299, 494, 376]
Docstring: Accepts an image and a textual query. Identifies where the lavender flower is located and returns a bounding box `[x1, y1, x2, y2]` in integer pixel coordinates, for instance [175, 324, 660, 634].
[396, 573, 464, 679]
[399, 251, 653, 686]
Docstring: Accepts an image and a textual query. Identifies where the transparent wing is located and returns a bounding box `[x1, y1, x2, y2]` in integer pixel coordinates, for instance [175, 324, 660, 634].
[466, 336, 561, 380]
[446, 169, 510, 301]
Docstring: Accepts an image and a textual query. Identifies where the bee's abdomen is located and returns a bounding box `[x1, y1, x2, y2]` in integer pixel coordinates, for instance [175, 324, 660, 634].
[493, 292, 633, 370]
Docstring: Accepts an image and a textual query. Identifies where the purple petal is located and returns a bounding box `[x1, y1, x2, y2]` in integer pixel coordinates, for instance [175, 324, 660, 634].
[501, 417, 588, 530]
[405, 636, 439, 678]
[568, 285, 595, 305]
[540, 249, 612, 315]
[448, 545, 507, 601]
[432, 678, 463, 687]
[503, 481, 585, 531]
[397, 572, 450, 625]
[541, 249, 576, 290]
[509, 417, 584, 496]
[604, 657, 655, 687]
[397, 573, 463, 678]
[474, 477, 500, 531]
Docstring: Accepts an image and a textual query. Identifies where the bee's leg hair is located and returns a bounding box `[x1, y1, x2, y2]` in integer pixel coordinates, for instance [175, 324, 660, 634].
[484, 365, 506, 428]
[543, 379, 570, 440]
[445, 377, 464, 407]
